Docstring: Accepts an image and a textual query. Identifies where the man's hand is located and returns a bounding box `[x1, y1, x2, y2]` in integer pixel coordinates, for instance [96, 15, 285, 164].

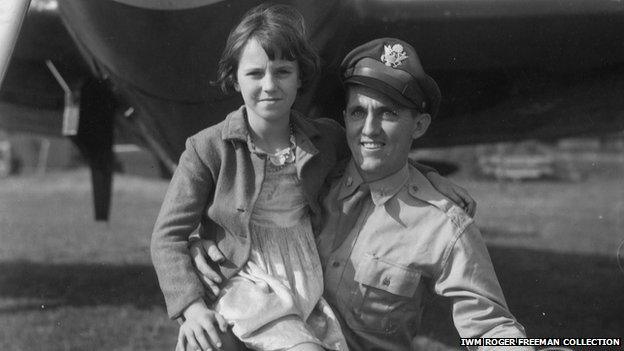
[176, 299, 228, 351]
[190, 239, 226, 296]
[425, 172, 476, 217]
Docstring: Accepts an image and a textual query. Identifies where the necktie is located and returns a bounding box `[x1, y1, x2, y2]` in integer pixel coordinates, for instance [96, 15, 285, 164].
[332, 183, 370, 249]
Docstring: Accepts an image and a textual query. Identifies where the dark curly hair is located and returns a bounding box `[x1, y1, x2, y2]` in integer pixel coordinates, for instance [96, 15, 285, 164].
[215, 3, 320, 94]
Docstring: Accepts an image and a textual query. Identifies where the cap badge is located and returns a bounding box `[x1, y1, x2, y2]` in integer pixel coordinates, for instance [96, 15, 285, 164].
[381, 44, 408, 68]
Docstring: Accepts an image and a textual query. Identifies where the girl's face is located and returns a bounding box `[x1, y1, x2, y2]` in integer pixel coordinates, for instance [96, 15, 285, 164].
[235, 39, 301, 124]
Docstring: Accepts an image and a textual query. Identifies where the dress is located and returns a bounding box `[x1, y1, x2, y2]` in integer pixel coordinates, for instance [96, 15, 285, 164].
[214, 160, 347, 351]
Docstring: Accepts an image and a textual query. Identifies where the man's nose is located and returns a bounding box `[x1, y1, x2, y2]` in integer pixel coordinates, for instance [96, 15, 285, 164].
[361, 113, 380, 136]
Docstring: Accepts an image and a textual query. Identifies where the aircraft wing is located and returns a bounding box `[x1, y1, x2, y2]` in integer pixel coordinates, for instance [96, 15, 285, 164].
[2, 0, 624, 220]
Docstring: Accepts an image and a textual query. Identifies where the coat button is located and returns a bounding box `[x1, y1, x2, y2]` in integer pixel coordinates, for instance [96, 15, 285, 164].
[345, 177, 353, 187]
[408, 185, 419, 197]
[382, 277, 391, 286]
[332, 261, 340, 268]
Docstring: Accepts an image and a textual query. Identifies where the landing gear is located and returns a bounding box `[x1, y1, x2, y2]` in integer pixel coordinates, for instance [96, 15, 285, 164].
[0, 131, 11, 178]
[71, 79, 115, 221]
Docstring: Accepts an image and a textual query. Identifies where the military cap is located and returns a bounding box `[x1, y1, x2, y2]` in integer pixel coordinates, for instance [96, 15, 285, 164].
[340, 38, 441, 118]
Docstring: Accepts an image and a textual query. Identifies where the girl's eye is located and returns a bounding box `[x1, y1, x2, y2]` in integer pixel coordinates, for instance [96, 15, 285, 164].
[247, 71, 263, 77]
[276, 69, 292, 76]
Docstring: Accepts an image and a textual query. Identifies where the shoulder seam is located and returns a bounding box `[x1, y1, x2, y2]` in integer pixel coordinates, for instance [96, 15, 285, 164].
[436, 222, 473, 281]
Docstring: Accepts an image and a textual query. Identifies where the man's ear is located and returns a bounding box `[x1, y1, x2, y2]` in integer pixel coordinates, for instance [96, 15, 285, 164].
[234, 80, 240, 92]
[412, 113, 431, 140]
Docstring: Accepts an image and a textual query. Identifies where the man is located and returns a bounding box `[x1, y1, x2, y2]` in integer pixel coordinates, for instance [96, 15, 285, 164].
[189, 38, 529, 351]
[315, 38, 530, 350]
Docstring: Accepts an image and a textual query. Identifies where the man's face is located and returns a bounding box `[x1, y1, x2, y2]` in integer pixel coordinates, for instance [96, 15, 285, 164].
[344, 85, 430, 182]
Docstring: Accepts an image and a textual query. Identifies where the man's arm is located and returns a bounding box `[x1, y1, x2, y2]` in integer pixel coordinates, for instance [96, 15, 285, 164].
[192, 164, 477, 297]
[188, 235, 225, 297]
[434, 224, 533, 351]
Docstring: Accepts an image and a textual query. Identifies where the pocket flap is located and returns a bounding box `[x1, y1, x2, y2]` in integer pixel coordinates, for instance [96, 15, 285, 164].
[354, 254, 421, 297]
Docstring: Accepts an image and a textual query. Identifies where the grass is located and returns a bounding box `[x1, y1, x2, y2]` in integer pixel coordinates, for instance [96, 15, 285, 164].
[1, 165, 623, 350]
[0, 170, 175, 351]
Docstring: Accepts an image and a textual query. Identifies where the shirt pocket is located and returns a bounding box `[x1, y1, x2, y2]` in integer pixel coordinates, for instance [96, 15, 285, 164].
[349, 253, 421, 333]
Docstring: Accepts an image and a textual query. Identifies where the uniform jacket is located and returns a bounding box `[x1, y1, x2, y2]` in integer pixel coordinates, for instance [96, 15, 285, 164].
[318, 161, 530, 351]
[150, 106, 349, 318]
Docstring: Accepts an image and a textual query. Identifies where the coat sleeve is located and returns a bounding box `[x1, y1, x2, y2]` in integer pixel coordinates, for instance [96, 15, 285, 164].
[151, 136, 214, 319]
[434, 224, 533, 351]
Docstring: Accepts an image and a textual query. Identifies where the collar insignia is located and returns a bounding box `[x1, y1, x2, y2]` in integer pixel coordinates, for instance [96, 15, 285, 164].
[381, 44, 408, 68]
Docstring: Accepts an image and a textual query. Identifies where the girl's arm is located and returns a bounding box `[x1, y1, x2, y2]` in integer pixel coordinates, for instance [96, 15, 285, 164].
[176, 299, 228, 351]
[151, 137, 215, 319]
[410, 159, 476, 217]
[422, 171, 476, 217]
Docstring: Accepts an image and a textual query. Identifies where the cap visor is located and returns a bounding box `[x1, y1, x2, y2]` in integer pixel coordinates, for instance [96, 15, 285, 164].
[344, 76, 418, 109]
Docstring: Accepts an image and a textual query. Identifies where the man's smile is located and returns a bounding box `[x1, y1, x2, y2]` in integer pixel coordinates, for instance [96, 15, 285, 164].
[360, 140, 385, 150]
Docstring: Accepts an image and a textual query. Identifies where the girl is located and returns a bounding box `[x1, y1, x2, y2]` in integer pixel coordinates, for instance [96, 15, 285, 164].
[151, 4, 474, 351]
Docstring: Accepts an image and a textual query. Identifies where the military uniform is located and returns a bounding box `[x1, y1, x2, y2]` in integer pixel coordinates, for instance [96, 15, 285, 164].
[316, 37, 532, 350]
[317, 161, 529, 350]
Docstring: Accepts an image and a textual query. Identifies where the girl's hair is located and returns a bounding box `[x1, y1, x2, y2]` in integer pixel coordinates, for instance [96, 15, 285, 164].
[215, 3, 320, 94]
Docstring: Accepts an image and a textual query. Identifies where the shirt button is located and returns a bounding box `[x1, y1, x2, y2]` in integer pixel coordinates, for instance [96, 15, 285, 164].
[332, 261, 340, 268]
[382, 277, 391, 286]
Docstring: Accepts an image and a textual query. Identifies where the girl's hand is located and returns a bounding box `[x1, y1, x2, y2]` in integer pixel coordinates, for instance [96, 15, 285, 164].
[425, 172, 476, 217]
[176, 299, 228, 351]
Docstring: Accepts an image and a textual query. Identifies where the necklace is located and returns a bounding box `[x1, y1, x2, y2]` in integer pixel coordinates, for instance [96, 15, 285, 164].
[247, 121, 296, 168]
[266, 123, 296, 168]
[267, 129, 296, 166]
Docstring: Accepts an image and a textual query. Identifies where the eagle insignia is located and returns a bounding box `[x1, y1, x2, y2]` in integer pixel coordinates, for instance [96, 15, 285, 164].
[381, 44, 408, 68]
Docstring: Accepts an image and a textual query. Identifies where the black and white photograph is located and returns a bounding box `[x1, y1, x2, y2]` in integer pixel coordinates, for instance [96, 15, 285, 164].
[1, 0, 623, 350]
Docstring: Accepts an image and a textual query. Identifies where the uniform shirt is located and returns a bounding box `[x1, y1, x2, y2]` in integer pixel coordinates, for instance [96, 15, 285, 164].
[317, 161, 531, 351]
